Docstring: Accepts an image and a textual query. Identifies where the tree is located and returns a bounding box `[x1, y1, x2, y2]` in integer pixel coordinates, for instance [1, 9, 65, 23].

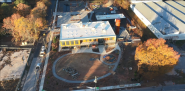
[14, 0, 27, 5]
[40, 0, 51, 6]
[3, 13, 21, 33]
[135, 38, 180, 79]
[115, 0, 131, 10]
[31, 1, 47, 18]
[2, 13, 40, 42]
[15, 3, 31, 17]
[30, 1, 48, 29]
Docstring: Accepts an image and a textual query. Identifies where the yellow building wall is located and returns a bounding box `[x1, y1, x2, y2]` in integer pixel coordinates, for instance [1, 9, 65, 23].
[60, 37, 116, 47]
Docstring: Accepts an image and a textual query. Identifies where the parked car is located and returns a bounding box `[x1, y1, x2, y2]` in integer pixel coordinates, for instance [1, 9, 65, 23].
[39, 46, 45, 57]
[36, 63, 41, 69]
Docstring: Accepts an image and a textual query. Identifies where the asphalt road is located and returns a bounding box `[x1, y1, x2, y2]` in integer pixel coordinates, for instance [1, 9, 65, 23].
[22, 0, 53, 90]
[22, 35, 46, 91]
[22, 57, 41, 91]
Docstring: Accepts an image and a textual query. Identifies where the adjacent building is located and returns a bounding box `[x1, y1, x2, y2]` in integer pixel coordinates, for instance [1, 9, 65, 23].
[130, 1, 185, 40]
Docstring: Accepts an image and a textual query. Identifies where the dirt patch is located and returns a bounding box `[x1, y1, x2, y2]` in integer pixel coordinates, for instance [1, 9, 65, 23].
[0, 79, 19, 91]
[43, 44, 139, 91]
[43, 51, 121, 91]
[55, 53, 113, 80]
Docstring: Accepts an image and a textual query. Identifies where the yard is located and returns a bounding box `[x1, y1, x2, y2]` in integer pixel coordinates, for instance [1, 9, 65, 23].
[55, 53, 113, 80]
[43, 43, 139, 91]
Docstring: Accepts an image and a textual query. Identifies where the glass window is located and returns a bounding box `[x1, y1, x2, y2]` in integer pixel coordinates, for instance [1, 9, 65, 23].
[66, 41, 69, 45]
[109, 37, 113, 40]
[61, 41, 65, 45]
[75, 40, 79, 44]
[71, 41, 74, 45]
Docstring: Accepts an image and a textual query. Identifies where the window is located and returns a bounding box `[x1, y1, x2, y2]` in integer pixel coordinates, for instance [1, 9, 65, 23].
[75, 40, 79, 45]
[71, 41, 74, 45]
[66, 41, 69, 45]
[109, 37, 114, 40]
[61, 41, 65, 45]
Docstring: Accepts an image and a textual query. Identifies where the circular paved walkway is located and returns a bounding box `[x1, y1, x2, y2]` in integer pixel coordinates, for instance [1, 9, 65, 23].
[52, 46, 122, 83]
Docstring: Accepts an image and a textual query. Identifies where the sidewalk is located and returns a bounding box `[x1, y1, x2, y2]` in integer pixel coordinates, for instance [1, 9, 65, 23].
[74, 83, 141, 91]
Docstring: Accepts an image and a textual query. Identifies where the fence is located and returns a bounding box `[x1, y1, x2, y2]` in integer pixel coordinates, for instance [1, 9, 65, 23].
[14, 49, 33, 91]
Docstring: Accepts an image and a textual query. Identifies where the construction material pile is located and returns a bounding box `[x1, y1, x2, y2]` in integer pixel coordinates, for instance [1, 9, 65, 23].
[63, 67, 79, 79]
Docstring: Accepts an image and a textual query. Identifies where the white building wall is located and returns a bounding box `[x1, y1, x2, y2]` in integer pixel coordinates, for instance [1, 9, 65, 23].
[130, 4, 185, 40]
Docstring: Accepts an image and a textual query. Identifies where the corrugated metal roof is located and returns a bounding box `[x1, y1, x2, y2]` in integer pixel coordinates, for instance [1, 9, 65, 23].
[134, 2, 179, 34]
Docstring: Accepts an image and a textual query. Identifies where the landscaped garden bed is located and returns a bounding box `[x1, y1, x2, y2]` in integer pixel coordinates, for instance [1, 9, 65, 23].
[103, 50, 119, 64]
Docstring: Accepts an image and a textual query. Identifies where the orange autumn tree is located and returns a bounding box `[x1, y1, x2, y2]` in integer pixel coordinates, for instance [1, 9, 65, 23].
[15, 3, 31, 17]
[135, 38, 180, 79]
[2, 13, 41, 42]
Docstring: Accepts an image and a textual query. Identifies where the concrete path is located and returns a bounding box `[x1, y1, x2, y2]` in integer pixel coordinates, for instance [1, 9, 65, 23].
[72, 47, 93, 54]
[52, 44, 122, 83]
[99, 43, 121, 65]
[74, 83, 141, 91]
[22, 57, 41, 91]
[98, 45, 106, 54]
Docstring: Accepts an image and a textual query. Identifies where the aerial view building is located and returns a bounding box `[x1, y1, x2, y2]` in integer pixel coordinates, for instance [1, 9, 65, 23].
[59, 21, 116, 51]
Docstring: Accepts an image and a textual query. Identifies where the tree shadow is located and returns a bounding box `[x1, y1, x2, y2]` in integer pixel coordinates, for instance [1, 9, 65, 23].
[138, 64, 175, 80]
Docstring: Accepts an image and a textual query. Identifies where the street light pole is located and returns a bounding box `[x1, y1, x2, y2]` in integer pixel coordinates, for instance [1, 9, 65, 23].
[94, 76, 97, 91]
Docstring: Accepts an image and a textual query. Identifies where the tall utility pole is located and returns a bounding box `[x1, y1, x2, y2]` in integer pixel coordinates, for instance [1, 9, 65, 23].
[94, 76, 97, 91]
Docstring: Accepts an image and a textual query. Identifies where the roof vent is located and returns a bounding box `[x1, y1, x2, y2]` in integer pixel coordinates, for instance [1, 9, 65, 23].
[102, 29, 106, 33]
[63, 25, 67, 29]
[101, 23, 105, 27]
[91, 28, 95, 31]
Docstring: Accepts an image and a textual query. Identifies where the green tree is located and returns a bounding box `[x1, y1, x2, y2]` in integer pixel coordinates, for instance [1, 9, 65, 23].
[14, 0, 27, 5]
